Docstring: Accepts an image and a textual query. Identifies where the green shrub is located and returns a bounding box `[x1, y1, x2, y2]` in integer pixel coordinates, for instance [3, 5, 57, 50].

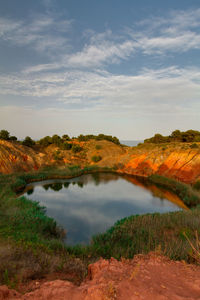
[91, 155, 102, 163]
[193, 181, 200, 191]
[22, 136, 35, 147]
[61, 142, 72, 150]
[95, 145, 102, 150]
[71, 144, 83, 153]
[190, 143, 199, 149]
[0, 130, 10, 140]
[90, 209, 200, 261]
[53, 150, 63, 161]
[39, 136, 52, 147]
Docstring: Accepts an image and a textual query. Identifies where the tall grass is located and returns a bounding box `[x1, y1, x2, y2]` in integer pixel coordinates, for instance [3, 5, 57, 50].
[90, 208, 200, 262]
[0, 167, 200, 286]
[148, 174, 200, 207]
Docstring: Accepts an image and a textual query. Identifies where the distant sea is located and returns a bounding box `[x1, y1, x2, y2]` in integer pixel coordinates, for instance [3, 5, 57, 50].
[120, 140, 143, 147]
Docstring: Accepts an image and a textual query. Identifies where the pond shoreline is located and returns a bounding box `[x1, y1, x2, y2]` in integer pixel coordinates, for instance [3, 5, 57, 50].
[0, 165, 200, 286]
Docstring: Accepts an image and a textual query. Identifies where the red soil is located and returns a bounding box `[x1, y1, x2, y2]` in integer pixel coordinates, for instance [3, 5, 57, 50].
[1, 253, 200, 300]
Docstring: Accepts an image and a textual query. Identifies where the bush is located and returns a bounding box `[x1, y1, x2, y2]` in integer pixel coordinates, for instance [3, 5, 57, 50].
[71, 144, 83, 153]
[51, 135, 62, 146]
[22, 136, 35, 147]
[95, 145, 102, 150]
[144, 129, 200, 144]
[61, 142, 72, 150]
[91, 155, 102, 163]
[39, 136, 52, 147]
[9, 136, 17, 141]
[62, 134, 70, 141]
[193, 181, 200, 191]
[53, 150, 63, 161]
[0, 130, 10, 140]
[190, 143, 199, 149]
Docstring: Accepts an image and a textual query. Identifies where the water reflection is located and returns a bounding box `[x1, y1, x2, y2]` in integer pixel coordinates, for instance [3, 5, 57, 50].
[23, 173, 187, 245]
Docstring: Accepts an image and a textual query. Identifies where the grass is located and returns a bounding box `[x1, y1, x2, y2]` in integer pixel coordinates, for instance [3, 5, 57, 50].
[0, 165, 115, 286]
[0, 166, 200, 286]
[184, 230, 200, 264]
[89, 208, 200, 263]
[148, 174, 200, 207]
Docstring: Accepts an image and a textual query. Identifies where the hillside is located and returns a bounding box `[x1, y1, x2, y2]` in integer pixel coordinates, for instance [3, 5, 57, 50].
[1, 139, 200, 184]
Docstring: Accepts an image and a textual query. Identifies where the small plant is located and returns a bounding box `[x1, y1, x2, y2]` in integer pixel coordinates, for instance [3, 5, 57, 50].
[184, 231, 200, 264]
[91, 155, 102, 163]
[190, 143, 199, 149]
[22, 136, 35, 147]
[61, 142, 72, 150]
[95, 145, 102, 150]
[193, 181, 200, 191]
[53, 150, 63, 161]
[71, 144, 83, 153]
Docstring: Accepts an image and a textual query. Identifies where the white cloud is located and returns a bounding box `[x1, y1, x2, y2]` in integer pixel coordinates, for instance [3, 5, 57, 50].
[0, 14, 72, 55]
[1, 8, 200, 71]
[0, 66, 200, 116]
[1, 8, 200, 139]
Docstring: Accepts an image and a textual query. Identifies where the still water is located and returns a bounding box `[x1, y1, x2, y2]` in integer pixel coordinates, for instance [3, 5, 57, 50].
[23, 173, 186, 245]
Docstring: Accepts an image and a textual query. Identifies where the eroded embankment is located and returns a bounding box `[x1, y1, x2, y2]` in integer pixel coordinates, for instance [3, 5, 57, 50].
[1, 139, 200, 184]
[1, 253, 200, 300]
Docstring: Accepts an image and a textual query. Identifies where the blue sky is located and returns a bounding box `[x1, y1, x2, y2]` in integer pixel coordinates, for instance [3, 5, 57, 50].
[0, 0, 200, 139]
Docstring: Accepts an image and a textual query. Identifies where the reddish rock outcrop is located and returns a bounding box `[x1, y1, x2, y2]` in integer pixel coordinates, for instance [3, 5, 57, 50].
[1, 253, 200, 299]
[1, 139, 200, 183]
[120, 147, 200, 183]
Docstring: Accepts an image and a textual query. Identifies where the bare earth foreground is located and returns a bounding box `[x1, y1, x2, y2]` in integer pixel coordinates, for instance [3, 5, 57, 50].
[1, 253, 200, 300]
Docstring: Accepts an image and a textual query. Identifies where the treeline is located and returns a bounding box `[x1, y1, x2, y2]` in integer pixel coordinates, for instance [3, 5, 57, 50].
[76, 134, 120, 145]
[144, 130, 200, 144]
[38, 133, 120, 147]
[0, 130, 120, 148]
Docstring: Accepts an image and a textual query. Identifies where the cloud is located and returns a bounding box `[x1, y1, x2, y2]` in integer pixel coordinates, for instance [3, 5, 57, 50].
[1, 8, 200, 139]
[0, 66, 200, 117]
[1, 8, 200, 71]
[0, 14, 72, 55]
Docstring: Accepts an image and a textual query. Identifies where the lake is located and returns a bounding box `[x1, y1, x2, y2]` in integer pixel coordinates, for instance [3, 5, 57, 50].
[23, 173, 187, 245]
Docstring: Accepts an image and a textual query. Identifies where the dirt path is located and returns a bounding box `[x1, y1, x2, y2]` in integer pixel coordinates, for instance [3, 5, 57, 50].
[1, 253, 200, 300]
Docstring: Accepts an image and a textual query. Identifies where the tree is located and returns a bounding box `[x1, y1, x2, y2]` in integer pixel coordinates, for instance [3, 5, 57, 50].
[22, 136, 35, 147]
[71, 144, 82, 153]
[39, 136, 52, 147]
[170, 130, 182, 141]
[0, 130, 10, 140]
[9, 136, 17, 141]
[61, 142, 72, 150]
[52, 134, 61, 146]
[62, 134, 70, 141]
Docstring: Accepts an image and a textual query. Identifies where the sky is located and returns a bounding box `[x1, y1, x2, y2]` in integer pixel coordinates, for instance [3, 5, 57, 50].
[0, 0, 200, 140]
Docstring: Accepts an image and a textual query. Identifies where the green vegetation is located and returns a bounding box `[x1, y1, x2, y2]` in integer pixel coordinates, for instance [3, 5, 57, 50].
[0, 130, 17, 142]
[91, 155, 102, 162]
[60, 142, 72, 150]
[95, 144, 102, 150]
[190, 143, 199, 149]
[22, 136, 35, 147]
[71, 144, 83, 153]
[53, 150, 63, 161]
[0, 165, 114, 286]
[193, 180, 200, 191]
[148, 174, 200, 207]
[1, 159, 200, 285]
[90, 209, 200, 262]
[77, 133, 120, 145]
[144, 129, 200, 144]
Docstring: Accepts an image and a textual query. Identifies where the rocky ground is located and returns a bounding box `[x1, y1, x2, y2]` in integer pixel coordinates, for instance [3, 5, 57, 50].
[1, 253, 200, 300]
